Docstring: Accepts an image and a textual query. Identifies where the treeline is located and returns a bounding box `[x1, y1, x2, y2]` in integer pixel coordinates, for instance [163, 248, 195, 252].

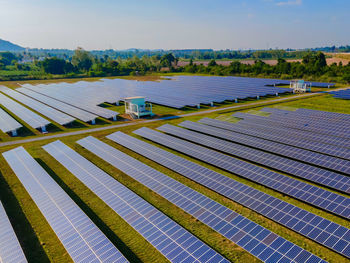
[38, 49, 350, 83]
[311, 45, 350, 53]
[1, 48, 350, 83]
[182, 53, 350, 83]
[9, 48, 318, 61]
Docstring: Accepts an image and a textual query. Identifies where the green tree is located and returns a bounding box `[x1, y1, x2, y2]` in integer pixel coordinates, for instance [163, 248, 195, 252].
[41, 57, 68, 74]
[160, 53, 175, 68]
[208, 59, 217, 67]
[0, 52, 17, 65]
[71, 47, 94, 71]
[275, 58, 291, 75]
[302, 51, 327, 75]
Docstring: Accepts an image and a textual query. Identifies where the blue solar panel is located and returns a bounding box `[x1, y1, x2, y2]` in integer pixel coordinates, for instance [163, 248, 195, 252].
[232, 113, 350, 174]
[199, 117, 350, 161]
[0, 200, 27, 263]
[75, 134, 324, 263]
[233, 112, 350, 140]
[261, 108, 350, 126]
[181, 120, 350, 193]
[330, 89, 350, 99]
[261, 108, 350, 135]
[2, 146, 128, 263]
[224, 115, 350, 149]
[51, 138, 229, 263]
[155, 124, 350, 219]
[130, 128, 350, 259]
[19, 76, 298, 109]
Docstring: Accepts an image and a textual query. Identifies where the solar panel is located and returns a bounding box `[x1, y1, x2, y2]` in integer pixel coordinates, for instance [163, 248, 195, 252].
[330, 89, 350, 100]
[0, 107, 22, 135]
[296, 108, 350, 119]
[261, 108, 350, 133]
[0, 200, 27, 263]
[261, 108, 350, 125]
[225, 116, 350, 149]
[0, 93, 50, 131]
[233, 112, 350, 140]
[231, 114, 350, 175]
[110, 131, 350, 259]
[19, 75, 297, 109]
[23, 85, 118, 120]
[2, 146, 128, 263]
[101, 133, 330, 263]
[0, 86, 75, 126]
[179, 120, 350, 193]
[48, 138, 229, 263]
[199, 117, 350, 161]
[294, 108, 350, 126]
[16, 88, 97, 123]
[156, 124, 350, 219]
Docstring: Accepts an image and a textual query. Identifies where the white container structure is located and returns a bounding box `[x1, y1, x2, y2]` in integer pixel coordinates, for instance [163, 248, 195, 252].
[124, 96, 153, 119]
[290, 80, 311, 93]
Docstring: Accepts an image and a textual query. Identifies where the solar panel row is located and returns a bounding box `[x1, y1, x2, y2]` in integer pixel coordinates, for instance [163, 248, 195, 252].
[261, 108, 350, 125]
[232, 114, 350, 175]
[261, 108, 350, 134]
[48, 138, 229, 263]
[105, 132, 330, 263]
[233, 112, 350, 140]
[0, 107, 22, 135]
[24, 85, 118, 120]
[296, 108, 350, 120]
[226, 115, 350, 149]
[2, 147, 128, 263]
[75, 135, 326, 263]
[20, 75, 299, 109]
[16, 88, 98, 123]
[0, 93, 50, 131]
[0, 200, 27, 263]
[135, 126, 350, 220]
[199, 117, 350, 161]
[179, 120, 350, 193]
[330, 89, 350, 100]
[0, 86, 75, 126]
[111, 131, 350, 259]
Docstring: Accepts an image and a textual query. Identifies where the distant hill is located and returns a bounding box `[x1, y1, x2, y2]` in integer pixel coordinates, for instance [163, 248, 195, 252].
[0, 39, 25, 52]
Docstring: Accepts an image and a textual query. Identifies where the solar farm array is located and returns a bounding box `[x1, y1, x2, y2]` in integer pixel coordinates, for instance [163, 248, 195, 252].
[0, 76, 334, 136]
[330, 88, 350, 99]
[17, 76, 334, 109]
[1, 107, 349, 262]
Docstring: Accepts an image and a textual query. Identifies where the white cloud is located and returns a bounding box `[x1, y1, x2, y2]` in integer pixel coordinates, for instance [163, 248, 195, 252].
[276, 0, 302, 6]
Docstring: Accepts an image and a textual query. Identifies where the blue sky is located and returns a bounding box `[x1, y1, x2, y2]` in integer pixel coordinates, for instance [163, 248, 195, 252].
[0, 0, 349, 50]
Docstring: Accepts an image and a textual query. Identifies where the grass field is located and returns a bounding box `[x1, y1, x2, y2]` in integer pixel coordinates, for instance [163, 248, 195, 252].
[0, 79, 349, 262]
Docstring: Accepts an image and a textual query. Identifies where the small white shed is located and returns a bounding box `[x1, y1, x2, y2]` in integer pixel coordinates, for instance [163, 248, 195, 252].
[124, 96, 153, 119]
[290, 80, 311, 93]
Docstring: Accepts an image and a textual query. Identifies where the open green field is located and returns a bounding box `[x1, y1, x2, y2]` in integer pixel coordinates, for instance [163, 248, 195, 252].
[0, 75, 349, 262]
